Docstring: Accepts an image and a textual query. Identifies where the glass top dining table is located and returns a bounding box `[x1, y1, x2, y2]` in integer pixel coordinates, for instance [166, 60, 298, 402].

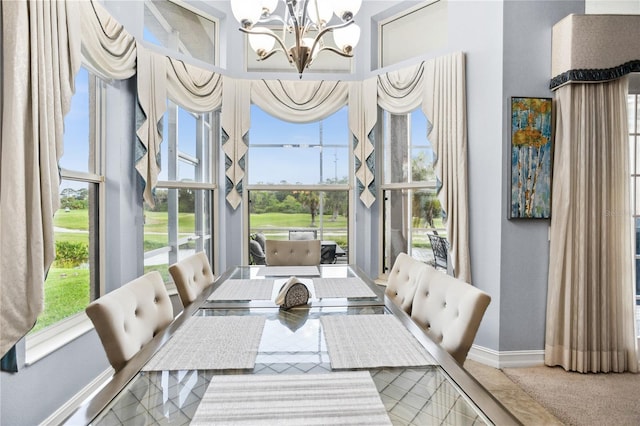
[64, 265, 519, 426]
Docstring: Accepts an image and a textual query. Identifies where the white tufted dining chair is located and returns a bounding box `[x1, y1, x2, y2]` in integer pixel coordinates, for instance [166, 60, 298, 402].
[85, 271, 174, 372]
[169, 251, 215, 307]
[384, 252, 427, 314]
[265, 239, 321, 266]
[410, 265, 491, 365]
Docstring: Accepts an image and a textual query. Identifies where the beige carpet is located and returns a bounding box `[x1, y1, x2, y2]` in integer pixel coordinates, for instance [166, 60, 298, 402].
[502, 365, 640, 426]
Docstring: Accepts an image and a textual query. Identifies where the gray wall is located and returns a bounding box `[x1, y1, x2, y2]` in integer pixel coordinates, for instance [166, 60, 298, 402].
[446, 0, 506, 352]
[499, 0, 584, 352]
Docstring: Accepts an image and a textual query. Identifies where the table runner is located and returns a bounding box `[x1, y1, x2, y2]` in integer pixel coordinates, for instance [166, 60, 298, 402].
[321, 315, 435, 369]
[142, 316, 265, 371]
[190, 371, 391, 425]
[312, 277, 377, 299]
[208, 279, 275, 301]
[256, 265, 319, 276]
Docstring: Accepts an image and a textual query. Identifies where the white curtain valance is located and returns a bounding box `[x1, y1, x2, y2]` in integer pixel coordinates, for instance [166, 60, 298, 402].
[0, 0, 81, 358]
[135, 47, 167, 207]
[377, 62, 425, 114]
[550, 14, 640, 90]
[166, 57, 223, 113]
[349, 79, 378, 208]
[221, 77, 251, 209]
[135, 49, 224, 207]
[79, 0, 136, 80]
[251, 80, 348, 123]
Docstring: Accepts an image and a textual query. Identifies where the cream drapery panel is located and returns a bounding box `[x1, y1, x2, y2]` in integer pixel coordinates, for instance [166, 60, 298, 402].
[423, 53, 471, 284]
[79, 0, 136, 80]
[221, 77, 251, 209]
[376, 53, 471, 283]
[546, 78, 638, 373]
[135, 49, 224, 207]
[349, 79, 378, 207]
[135, 47, 167, 207]
[0, 0, 81, 357]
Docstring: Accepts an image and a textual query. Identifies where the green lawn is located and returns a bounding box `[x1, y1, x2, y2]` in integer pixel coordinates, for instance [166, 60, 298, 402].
[250, 212, 347, 228]
[39, 209, 442, 332]
[31, 267, 90, 334]
[144, 211, 196, 233]
[54, 209, 89, 230]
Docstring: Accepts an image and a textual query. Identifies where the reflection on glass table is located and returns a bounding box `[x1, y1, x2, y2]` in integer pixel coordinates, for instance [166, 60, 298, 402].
[90, 306, 489, 426]
[64, 265, 518, 426]
[203, 265, 385, 308]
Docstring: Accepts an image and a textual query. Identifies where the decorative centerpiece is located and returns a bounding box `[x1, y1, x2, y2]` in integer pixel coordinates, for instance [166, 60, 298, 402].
[275, 276, 310, 310]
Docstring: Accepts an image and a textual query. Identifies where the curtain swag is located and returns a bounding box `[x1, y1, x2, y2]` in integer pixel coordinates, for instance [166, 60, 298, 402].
[251, 79, 348, 123]
[80, 0, 136, 80]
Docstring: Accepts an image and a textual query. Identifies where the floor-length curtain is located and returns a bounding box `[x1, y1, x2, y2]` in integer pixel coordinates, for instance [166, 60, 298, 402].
[546, 77, 638, 373]
[0, 0, 81, 358]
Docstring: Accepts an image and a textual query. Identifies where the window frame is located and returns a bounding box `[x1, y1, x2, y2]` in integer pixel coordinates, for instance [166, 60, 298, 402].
[379, 109, 441, 275]
[25, 69, 107, 364]
[143, 0, 219, 67]
[243, 105, 354, 264]
[143, 101, 219, 282]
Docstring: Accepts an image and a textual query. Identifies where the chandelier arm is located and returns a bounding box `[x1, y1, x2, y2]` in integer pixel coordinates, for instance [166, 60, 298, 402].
[239, 27, 291, 62]
[257, 15, 287, 26]
[287, 1, 300, 33]
[301, 0, 311, 20]
[316, 45, 354, 58]
[308, 20, 353, 60]
[256, 49, 284, 61]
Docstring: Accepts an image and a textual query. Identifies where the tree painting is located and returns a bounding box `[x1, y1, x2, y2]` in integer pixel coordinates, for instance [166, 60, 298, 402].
[511, 97, 552, 218]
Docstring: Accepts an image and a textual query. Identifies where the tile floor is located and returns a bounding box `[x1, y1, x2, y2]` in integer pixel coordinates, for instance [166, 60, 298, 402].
[464, 359, 562, 425]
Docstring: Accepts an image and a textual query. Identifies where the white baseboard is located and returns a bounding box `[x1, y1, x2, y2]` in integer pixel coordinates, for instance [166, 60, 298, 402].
[467, 345, 545, 369]
[40, 367, 114, 426]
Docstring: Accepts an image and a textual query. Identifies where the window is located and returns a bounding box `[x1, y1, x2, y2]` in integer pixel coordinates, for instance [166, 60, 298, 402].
[143, 103, 217, 282]
[381, 109, 442, 272]
[30, 68, 105, 335]
[144, 0, 218, 65]
[378, 0, 447, 69]
[247, 105, 351, 263]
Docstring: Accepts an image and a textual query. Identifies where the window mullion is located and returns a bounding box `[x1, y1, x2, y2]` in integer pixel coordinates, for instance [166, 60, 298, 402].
[167, 103, 179, 265]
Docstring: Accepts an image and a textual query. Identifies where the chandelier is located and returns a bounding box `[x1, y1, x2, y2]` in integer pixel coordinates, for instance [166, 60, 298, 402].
[230, 0, 362, 77]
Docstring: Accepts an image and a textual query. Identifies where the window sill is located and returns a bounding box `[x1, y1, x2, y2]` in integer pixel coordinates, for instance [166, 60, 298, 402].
[25, 283, 178, 366]
[25, 313, 94, 366]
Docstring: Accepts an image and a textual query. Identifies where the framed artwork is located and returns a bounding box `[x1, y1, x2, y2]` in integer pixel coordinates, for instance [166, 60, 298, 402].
[510, 97, 553, 219]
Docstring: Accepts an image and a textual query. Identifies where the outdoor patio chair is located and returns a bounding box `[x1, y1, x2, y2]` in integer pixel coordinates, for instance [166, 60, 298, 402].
[428, 233, 450, 272]
[265, 239, 321, 266]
